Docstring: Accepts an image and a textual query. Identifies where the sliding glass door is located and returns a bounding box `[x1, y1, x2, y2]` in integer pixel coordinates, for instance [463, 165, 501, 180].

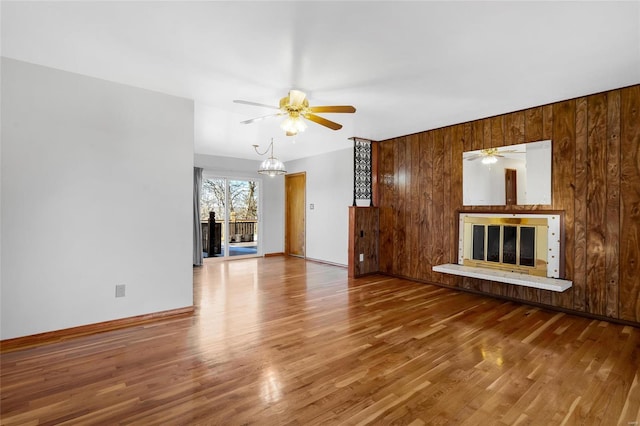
[200, 176, 260, 259]
[227, 179, 259, 257]
[201, 177, 227, 257]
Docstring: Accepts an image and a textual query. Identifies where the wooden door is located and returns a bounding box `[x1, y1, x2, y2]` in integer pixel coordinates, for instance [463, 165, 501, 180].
[285, 172, 306, 257]
[505, 168, 517, 205]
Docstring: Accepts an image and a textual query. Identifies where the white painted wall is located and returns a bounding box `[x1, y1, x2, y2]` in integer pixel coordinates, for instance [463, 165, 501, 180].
[287, 148, 353, 266]
[1, 59, 194, 339]
[194, 154, 285, 255]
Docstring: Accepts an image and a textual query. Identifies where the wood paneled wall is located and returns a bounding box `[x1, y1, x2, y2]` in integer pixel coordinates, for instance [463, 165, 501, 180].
[378, 85, 640, 324]
[348, 207, 379, 277]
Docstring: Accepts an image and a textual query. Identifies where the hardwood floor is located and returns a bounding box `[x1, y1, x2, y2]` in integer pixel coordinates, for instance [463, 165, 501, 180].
[2, 257, 639, 425]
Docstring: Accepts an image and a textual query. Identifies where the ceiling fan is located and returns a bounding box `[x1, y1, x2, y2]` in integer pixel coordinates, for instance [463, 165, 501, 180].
[233, 89, 356, 136]
[465, 147, 525, 164]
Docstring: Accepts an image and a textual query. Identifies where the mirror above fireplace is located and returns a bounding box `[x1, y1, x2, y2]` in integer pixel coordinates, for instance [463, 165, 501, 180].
[463, 140, 552, 206]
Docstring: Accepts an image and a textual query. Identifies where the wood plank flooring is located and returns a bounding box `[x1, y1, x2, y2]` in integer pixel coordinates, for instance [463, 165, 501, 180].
[2, 257, 639, 425]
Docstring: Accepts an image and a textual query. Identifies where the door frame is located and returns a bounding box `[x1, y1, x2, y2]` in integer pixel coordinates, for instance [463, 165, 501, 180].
[284, 172, 306, 258]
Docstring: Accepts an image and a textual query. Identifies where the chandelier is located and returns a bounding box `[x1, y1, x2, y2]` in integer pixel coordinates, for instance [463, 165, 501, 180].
[253, 138, 286, 177]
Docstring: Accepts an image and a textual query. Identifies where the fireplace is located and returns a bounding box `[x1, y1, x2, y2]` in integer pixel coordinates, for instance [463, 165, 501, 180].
[462, 216, 548, 276]
[433, 212, 570, 291]
[458, 212, 564, 279]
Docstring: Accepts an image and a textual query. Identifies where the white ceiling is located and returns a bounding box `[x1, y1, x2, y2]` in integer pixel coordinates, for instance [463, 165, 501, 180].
[2, 1, 639, 162]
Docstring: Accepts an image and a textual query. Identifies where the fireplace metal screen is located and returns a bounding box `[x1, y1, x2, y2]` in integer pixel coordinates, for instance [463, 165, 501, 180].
[462, 216, 549, 277]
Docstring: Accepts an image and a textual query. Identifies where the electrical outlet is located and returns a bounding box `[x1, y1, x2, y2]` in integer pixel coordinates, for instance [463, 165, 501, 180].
[359, 253, 364, 262]
[115, 284, 126, 298]
[310, 203, 315, 210]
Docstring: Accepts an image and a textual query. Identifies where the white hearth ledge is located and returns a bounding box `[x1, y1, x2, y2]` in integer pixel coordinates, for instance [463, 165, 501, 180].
[433, 264, 572, 292]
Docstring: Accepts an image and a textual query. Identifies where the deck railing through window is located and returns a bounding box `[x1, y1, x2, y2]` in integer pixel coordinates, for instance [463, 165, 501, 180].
[200, 219, 257, 254]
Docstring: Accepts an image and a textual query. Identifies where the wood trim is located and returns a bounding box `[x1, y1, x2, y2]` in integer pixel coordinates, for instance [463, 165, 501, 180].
[0, 306, 195, 353]
[371, 141, 379, 206]
[304, 257, 347, 268]
[457, 209, 566, 215]
[264, 252, 285, 257]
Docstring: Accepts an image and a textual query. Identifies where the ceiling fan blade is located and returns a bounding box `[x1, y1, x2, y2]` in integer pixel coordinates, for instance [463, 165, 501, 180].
[288, 90, 307, 106]
[465, 154, 483, 161]
[240, 113, 282, 124]
[305, 113, 342, 130]
[309, 105, 356, 113]
[233, 100, 279, 110]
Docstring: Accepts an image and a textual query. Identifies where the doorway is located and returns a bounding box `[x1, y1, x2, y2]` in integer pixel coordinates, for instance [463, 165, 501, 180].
[200, 176, 261, 259]
[285, 172, 306, 258]
[505, 168, 517, 205]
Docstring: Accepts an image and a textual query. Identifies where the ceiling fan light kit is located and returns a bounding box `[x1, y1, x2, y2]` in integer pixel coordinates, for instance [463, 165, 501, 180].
[481, 155, 499, 165]
[465, 147, 524, 165]
[280, 115, 307, 135]
[234, 89, 356, 136]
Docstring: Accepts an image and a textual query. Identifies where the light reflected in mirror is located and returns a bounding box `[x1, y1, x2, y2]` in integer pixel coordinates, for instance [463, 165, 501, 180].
[463, 140, 552, 206]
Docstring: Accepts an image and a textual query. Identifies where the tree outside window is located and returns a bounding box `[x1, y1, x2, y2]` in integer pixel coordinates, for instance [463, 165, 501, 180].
[200, 179, 258, 222]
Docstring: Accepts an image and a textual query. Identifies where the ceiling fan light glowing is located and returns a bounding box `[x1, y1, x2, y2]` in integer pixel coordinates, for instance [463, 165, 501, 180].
[465, 147, 524, 163]
[280, 116, 307, 134]
[482, 155, 498, 165]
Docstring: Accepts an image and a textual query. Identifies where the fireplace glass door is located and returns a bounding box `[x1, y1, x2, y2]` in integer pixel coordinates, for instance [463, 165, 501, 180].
[472, 225, 485, 261]
[520, 227, 536, 266]
[471, 224, 537, 270]
[487, 225, 501, 263]
[502, 226, 517, 264]
[461, 213, 559, 278]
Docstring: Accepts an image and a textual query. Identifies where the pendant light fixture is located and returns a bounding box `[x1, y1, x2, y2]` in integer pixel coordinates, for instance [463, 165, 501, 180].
[253, 138, 286, 177]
